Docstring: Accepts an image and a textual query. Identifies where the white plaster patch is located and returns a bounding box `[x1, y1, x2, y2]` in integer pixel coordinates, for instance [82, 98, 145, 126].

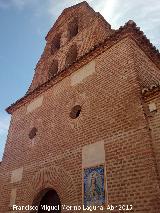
[149, 102, 157, 112]
[71, 61, 96, 86]
[27, 96, 43, 113]
[11, 167, 23, 183]
[82, 141, 105, 168]
[10, 188, 17, 206]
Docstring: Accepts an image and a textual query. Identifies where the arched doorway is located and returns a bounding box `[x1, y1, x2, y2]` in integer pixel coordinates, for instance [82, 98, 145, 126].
[32, 188, 61, 213]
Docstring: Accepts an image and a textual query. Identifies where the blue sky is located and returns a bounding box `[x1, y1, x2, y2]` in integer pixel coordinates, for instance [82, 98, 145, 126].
[0, 0, 160, 160]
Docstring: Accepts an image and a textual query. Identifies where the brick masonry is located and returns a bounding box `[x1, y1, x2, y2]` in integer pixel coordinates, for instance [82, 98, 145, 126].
[0, 1, 160, 213]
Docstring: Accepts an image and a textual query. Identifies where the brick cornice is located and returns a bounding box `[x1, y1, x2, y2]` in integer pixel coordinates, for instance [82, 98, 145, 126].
[142, 86, 160, 100]
[6, 20, 160, 114]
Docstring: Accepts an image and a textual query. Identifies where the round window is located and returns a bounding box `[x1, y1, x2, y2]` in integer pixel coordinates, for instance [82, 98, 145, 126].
[70, 105, 81, 119]
[29, 127, 37, 139]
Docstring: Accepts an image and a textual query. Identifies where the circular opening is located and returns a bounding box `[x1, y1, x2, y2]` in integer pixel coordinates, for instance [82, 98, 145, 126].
[29, 127, 37, 139]
[70, 105, 81, 119]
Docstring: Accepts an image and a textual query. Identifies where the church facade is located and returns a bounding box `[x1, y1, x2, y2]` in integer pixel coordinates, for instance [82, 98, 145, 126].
[0, 1, 160, 212]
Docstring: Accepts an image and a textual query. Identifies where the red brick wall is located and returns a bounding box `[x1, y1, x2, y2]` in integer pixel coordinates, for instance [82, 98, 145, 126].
[132, 40, 160, 196]
[0, 37, 160, 212]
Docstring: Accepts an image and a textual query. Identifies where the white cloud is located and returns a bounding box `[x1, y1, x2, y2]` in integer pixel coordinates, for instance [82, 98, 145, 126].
[91, 0, 160, 48]
[0, 114, 10, 136]
[0, 114, 10, 160]
[95, 0, 119, 23]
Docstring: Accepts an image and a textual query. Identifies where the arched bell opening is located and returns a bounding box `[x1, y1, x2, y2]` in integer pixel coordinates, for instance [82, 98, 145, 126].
[65, 44, 77, 67]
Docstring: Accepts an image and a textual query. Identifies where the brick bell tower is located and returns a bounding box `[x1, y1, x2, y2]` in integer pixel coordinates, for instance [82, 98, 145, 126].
[1, 1, 160, 212]
[27, 1, 113, 94]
